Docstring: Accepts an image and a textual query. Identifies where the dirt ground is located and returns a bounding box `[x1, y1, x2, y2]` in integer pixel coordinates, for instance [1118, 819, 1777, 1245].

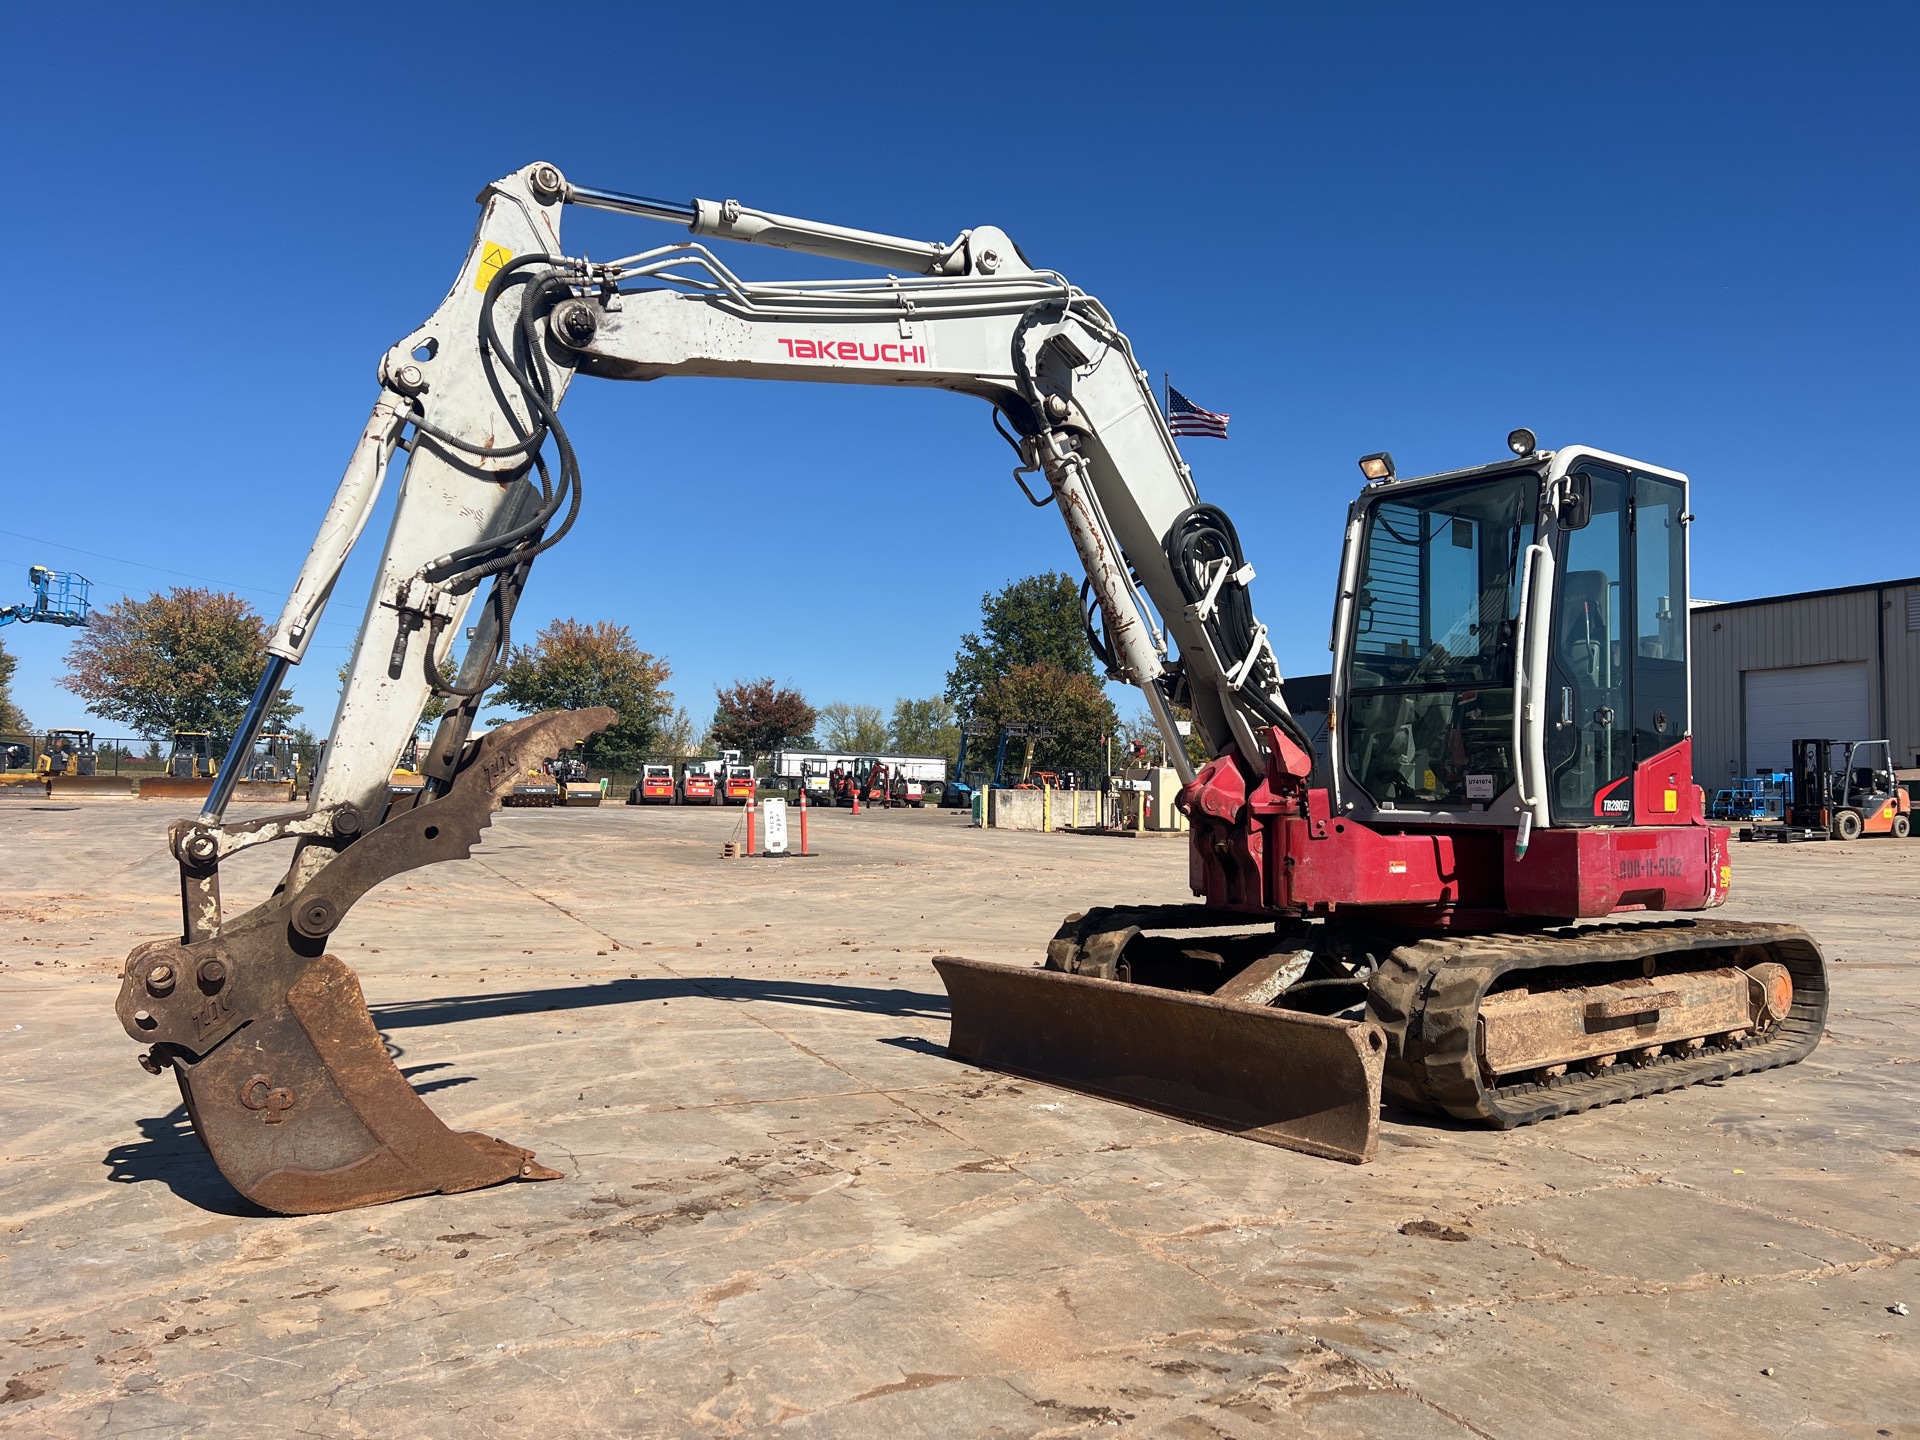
[1, 796, 1915, 1437]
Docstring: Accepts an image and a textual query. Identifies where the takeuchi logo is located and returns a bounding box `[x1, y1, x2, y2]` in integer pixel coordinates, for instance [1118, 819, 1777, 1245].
[778, 338, 927, 364]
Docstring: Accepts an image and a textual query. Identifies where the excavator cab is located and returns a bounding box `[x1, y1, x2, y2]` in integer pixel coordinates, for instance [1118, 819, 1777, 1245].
[1336, 445, 1697, 867]
[1336, 445, 1690, 841]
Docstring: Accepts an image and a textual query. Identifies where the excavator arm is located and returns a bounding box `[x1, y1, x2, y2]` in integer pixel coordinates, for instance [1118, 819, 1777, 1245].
[116, 163, 1332, 1213]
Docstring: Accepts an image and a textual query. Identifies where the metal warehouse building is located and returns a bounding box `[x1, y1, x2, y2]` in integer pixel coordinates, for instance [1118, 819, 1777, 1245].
[1690, 577, 1920, 784]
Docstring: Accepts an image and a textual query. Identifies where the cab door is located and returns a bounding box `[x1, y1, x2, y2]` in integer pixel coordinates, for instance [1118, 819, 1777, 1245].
[1544, 459, 1689, 824]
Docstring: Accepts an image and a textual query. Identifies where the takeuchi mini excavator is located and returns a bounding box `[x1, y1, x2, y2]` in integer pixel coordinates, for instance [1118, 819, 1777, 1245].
[116, 163, 1826, 1215]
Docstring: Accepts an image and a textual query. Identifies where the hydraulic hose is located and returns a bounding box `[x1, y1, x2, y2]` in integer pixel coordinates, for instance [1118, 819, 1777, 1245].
[1163, 503, 1313, 757]
[398, 254, 590, 701]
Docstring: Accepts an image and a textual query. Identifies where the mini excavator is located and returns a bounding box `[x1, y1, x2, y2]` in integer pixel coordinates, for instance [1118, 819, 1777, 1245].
[117, 164, 1825, 1213]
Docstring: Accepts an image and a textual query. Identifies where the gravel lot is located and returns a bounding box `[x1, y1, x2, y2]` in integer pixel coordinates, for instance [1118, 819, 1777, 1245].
[1, 797, 1915, 1437]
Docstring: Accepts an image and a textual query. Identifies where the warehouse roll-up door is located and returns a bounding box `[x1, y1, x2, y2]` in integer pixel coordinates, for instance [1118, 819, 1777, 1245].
[1744, 662, 1870, 772]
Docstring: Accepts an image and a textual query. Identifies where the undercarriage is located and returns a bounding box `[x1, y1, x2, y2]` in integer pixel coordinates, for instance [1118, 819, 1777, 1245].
[939, 905, 1827, 1164]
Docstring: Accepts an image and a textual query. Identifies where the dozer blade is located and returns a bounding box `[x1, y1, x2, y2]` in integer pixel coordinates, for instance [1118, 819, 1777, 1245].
[117, 707, 614, 1214]
[138, 775, 215, 802]
[44, 774, 137, 797]
[229, 779, 298, 804]
[934, 957, 1385, 1164]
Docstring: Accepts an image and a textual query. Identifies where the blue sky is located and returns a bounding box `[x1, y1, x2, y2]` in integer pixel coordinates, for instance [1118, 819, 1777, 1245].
[2, 3, 1913, 739]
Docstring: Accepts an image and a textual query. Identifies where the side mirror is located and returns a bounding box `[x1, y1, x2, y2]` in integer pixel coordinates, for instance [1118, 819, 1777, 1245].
[1557, 473, 1592, 530]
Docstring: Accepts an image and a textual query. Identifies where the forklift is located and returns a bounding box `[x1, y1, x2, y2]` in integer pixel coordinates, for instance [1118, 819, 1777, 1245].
[1749, 738, 1911, 841]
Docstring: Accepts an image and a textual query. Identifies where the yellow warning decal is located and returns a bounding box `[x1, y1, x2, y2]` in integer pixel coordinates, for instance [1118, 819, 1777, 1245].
[1663, 789, 1678, 812]
[1719, 864, 1732, 889]
[475, 242, 514, 292]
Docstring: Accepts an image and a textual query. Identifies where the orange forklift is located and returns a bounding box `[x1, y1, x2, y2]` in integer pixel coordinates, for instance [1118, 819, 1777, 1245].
[1753, 738, 1912, 841]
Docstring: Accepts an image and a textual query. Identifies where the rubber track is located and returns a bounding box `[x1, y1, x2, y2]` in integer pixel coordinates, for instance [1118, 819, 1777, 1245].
[1366, 918, 1828, 1127]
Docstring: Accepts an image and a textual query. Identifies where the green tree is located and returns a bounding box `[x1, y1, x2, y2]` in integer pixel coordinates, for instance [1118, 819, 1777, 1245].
[59, 587, 297, 746]
[0, 637, 27, 733]
[493, 618, 673, 773]
[889, 694, 959, 765]
[711, 678, 815, 760]
[972, 662, 1117, 782]
[818, 701, 888, 753]
[945, 572, 1096, 710]
[657, 705, 705, 759]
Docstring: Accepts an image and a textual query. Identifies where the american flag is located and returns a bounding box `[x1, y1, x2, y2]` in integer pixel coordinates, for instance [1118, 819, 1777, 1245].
[1167, 385, 1229, 439]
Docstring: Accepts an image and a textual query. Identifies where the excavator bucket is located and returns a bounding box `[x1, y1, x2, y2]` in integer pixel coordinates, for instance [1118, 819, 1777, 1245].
[117, 707, 614, 1214]
[935, 956, 1386, 1164]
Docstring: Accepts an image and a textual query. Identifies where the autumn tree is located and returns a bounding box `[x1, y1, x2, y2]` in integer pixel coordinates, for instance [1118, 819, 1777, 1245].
[710, 678, 815, 760]
[889, 694, 959, 765]
[971, 662, 1116, 781]
[492, 618, 672, 773]
[818, 701, 887, 753]
[945, 572, 1095, 710]
[0, 638, 26, 733]
[60, 587, 296, 745]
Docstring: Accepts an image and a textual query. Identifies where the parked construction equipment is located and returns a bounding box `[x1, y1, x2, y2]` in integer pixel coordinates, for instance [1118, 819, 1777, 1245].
[116, 163, 1826, 1214]
[629, 762, 677, 804]
[138, 731, 220, 801]
[389, 736, 426, 800]
[1711, 771, 1790, 823]
[556, 754, 604, 806]
[680, 759, 720, 804]
[231, 732, 300, 803]
[0, 728, 136, 797]
[941, 722, 993, 807]
[772, 749, 947, 805]
[1748, 738, 1911, 841]
[721, 752, 755, 804]
[38, 728, 97, 778]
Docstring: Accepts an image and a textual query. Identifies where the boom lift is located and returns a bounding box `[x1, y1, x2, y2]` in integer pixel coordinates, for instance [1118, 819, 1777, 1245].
[0, 565, 91, 629]
[116, 163, 1826, 1214]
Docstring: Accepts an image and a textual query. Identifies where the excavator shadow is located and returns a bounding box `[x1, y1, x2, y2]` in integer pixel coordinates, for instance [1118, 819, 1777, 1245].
[104, 1107, 275, 1217]
[366, 975, 950, 1030]
[105, 978, 950, 1212]
[105, 1045, 483, 1212]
